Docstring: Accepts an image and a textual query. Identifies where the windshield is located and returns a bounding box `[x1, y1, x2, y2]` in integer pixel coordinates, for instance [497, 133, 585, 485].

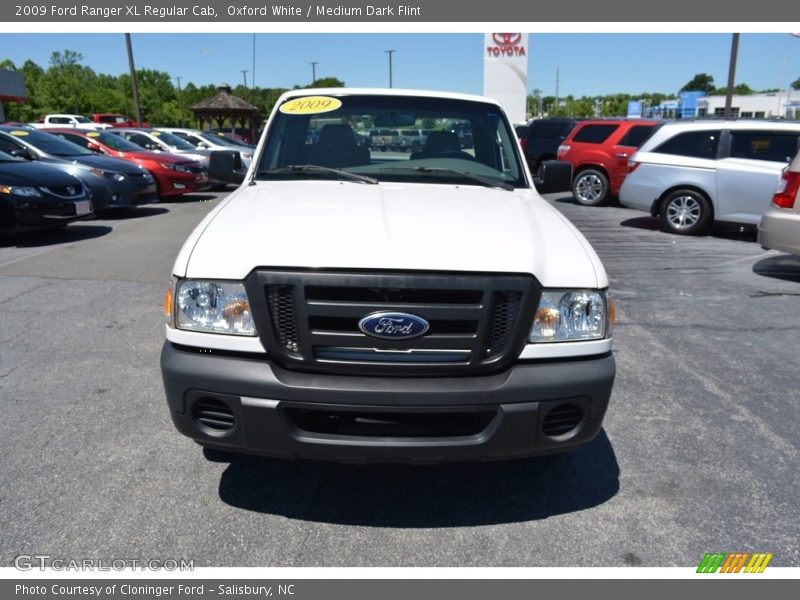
[151, 130, 197, 151]
[94, 131, 144, 152]
[74, 116, 92, 123]
[16, 129, 94, 156]
[200, 132, 242, 147]
[256, 94, 527, 188]
[0, 150, 18, 162]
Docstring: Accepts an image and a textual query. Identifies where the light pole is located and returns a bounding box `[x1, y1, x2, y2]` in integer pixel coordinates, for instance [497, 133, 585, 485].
[724, 33, 740, 119]
[175, 76, 183, 127]
[124, 33, 142, 126]
[310, 61, 318, 85]
[385, 49, 396, 88]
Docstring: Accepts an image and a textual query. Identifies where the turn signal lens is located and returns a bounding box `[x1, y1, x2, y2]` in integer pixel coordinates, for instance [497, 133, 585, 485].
[163, 281, 174, 326]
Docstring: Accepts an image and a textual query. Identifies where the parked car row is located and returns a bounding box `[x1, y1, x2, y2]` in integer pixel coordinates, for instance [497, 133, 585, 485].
[519, 117, 800, 250]
[0, 126, 159, 212]
[0, 125, 241, 235]
[366, 126, 474, 152]
[45, 129, 209, 198]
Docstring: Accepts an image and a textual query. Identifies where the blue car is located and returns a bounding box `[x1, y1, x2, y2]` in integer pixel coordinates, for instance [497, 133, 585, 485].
[0, 126, 158, 211]
[0, 151, 93, 233]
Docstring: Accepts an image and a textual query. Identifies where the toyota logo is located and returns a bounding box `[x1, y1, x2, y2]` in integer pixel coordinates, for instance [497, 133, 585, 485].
[493, 33, 522, 46]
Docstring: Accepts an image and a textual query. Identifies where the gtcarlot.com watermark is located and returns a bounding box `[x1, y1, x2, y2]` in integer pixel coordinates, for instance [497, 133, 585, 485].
[13, 554, 194, 571]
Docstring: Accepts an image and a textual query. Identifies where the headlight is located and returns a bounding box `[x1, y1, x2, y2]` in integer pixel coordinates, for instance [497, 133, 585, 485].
[174, 279, 256, 336]
[89, 167, 104, 177]
[0, 185, 41, 197]
[160, 162, 191, 173]
[529, 290, 609, 343]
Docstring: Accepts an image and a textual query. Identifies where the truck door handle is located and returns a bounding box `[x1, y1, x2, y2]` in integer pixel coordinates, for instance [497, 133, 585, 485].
[615, 153, 629, 158]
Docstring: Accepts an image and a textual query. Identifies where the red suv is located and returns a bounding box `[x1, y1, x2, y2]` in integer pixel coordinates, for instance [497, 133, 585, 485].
[557, 119, 661, 206]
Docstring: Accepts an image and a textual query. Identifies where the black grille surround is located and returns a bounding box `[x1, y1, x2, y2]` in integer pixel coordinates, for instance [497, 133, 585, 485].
[245, 269, 541, 377]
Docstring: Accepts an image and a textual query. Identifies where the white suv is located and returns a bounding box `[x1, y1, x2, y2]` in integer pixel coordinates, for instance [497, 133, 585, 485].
[160, 88, 615, 463]
[620, 121, 800, 235]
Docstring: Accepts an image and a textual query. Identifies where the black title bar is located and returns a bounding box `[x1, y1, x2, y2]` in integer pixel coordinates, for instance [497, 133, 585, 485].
[2, 0, 794, 22]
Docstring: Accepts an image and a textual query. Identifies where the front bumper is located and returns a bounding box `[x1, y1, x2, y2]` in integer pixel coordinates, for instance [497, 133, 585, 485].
[106, 179, 158, 207]
[1, 196, 93, 232]
[161, 342, 615, 463]
[758, 205, 800, 255]
[154, 173, 202, 197]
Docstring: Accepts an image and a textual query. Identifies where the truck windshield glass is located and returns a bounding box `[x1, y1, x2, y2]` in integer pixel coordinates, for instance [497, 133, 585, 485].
[256, 94, 527, 188]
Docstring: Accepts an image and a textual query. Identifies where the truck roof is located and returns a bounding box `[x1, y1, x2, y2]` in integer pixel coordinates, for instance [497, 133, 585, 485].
[277, 87, 504, 107]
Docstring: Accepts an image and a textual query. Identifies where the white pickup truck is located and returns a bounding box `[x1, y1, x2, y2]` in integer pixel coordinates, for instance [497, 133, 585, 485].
[29, 114, 111, 131]
[160, 88, 616, 463]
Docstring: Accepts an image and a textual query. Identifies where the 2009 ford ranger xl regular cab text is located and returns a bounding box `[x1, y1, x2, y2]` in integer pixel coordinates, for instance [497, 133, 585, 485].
[160, 88, 616, 463]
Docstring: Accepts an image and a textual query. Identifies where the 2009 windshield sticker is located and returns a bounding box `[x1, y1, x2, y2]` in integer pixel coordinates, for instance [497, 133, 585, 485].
[279, 96, 342, 115]
[10, 130, 29, 136]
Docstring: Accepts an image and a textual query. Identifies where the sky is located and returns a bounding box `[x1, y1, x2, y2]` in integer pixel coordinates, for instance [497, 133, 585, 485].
[1, 32, 799, 98]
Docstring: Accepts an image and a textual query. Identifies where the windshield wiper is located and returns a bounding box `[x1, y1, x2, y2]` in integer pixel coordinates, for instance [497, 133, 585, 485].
[379, 166, 514, 191]
[258, 164, 378, 185]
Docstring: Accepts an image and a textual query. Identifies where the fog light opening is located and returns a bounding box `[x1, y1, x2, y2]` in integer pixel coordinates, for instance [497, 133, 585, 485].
[542, 403, 584, 438]
[192, 397, 236, 436]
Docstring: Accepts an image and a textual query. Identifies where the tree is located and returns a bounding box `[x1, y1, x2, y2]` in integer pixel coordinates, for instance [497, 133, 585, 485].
[303, 76, 345, 89]
[792, 77, 800, 90]
[680, 73, 715, 93]
[527, 88, 542, 118]
[47, 50, 86, 114]
[714, 83, 754, 95]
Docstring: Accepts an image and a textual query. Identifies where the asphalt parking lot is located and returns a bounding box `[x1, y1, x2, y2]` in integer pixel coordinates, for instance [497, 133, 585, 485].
[1, 190, 798, 568]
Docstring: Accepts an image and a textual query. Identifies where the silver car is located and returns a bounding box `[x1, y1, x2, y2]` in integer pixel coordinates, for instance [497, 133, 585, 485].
[156, 128, 253, 169]
[620, 121, 800, 235]
[758, 150, 800, 255]
[107, 128, 210, 166]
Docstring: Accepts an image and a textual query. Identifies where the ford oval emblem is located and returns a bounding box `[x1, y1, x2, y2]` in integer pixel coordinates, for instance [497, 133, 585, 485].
[358, 312, 430, 340]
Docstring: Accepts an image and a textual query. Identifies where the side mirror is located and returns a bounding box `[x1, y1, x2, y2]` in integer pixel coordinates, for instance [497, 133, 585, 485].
[87, 142, 102, 153]
[209, 150, 246, 185]
[197, 142, 210, 149]
[9, 147, 33, 161]
[533, 160, 572, 195]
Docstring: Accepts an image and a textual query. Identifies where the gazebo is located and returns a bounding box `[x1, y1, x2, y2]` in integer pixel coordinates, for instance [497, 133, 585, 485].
[189, 83, 260, 143]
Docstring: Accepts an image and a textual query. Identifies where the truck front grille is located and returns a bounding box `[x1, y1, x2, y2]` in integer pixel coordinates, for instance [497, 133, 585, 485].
[247, 270, 539, 376]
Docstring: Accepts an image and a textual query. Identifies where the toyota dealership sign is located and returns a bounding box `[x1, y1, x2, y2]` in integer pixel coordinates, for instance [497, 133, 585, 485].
[483, 32, 528, 123]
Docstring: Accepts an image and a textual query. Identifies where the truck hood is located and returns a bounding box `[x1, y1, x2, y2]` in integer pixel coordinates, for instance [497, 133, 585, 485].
[180, 181, 605, 288]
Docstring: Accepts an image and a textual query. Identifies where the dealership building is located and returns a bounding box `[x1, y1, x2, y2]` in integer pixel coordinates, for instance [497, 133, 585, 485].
[650, 89, 800, 119]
